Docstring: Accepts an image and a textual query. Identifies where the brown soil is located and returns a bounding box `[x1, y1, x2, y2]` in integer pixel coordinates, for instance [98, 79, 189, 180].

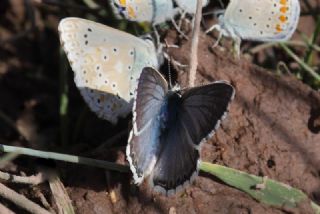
[62, 30, 320, 214]
[0, 0, 320, 214]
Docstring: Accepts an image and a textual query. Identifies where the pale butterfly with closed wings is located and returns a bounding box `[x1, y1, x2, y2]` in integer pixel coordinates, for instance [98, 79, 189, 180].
[58, 18, 159, 124]
[127, 67, 235, 196]
[206, 0, 301, 55]
[111, 0, 209, 24]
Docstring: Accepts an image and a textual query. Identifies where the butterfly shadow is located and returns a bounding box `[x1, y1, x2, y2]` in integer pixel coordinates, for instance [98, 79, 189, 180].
[57, 87, 170, 211]
[44, 86, 132, 190]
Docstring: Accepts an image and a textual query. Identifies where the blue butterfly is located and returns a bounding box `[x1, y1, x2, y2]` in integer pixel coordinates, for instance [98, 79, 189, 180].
[127, 67, 235, 196]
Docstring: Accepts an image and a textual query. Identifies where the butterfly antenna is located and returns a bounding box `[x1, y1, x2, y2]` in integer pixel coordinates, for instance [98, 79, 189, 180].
[168, 60, 173, 89]
[164, 39, 173, 89]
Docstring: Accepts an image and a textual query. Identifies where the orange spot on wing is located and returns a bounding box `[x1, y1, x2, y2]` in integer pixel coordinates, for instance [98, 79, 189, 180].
[279, 15, 287, 22]
[280, 6, 288, 13]
[128, 6, 136, 18]
[276, 24, 282, 32]
[280, 0, 287, 5]
[119, 0, 126, 7]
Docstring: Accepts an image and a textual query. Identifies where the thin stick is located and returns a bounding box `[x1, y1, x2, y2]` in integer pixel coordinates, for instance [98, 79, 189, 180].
[59, 48, 69, 147]
[0, 144, 129, 173]
[188, 0, 203, 87]
[33, 0, 101, 12]
[0, 171, 47, 185]
[49, 172, 75, 214]
[34, 190, 56, 213]
[0, 203, 15, 214]
[0, 183, 51, 214]
[304, 16, 320, 66]
[0, 152, 20, 168]
[279, 43, 320, 82]
[249, 41, 320, 54]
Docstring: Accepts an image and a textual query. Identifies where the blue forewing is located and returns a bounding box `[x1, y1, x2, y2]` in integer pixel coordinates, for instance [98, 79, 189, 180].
[127, 67, 235, 195]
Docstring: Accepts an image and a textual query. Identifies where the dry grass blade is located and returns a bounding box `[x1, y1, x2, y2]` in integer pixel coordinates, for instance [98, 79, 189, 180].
[188, 0, 203, 87]
[0, 171, 47, 185]
[0, 183, 51, 214]
[0, 203, 15, 214]
[49, 171, 75, 214]
[279, 43, 320, 82]
[200, 162, 320, 213]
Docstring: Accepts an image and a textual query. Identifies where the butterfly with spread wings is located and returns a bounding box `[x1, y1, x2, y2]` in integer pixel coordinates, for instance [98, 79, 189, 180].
[127, 67, 235, 196]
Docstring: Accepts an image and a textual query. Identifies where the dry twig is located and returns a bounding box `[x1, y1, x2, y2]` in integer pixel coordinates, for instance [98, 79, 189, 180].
[48, 171, 75, 214]
[0, 203, 15, 214]
[188, 0, 203, 87]
[0, 183, 51, 214]
[0, 171, 47, 185]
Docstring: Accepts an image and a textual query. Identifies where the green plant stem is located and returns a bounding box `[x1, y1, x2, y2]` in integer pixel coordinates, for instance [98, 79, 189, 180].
[279, 43, 320, 82]
[304, 16, 320, 66]
[249, 41, 320, 54]
[2, 143, 319, 212]
[71, 106, 89, 144]
[59, 49, 69, 147]
[0, 144, 129, 173]
[82, 0, 99, 9]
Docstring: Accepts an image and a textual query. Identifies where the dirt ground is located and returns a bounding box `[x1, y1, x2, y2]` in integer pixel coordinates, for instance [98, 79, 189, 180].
[0, 0, 320, 213]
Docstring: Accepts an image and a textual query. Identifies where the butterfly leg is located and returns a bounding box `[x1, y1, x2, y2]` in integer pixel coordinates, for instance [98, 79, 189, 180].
[171, 18, 189, 40]
[205, 23, 220, 34]
[206, 24, 223, 48]
[163, 51, 188, 70]
[178, 10, 187, 28]
[152, 24, 161, 49]
[233, 36, 241, 59]
[212, 30, 223, 48]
